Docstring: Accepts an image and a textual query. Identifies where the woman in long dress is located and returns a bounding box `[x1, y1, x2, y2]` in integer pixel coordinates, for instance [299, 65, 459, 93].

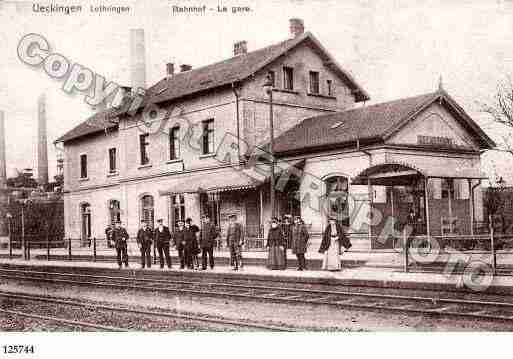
[266, 217, 286, 270]
[319, 217, 351, 271]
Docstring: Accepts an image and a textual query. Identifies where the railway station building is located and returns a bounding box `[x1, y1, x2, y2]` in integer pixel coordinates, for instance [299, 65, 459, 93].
[56, 19, 495, 250]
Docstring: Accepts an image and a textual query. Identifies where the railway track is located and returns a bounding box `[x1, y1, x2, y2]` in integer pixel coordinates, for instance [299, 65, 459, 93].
[0, 289, 296, 331]
[2, 267, 513, 325]
[0, 306, 128, 331]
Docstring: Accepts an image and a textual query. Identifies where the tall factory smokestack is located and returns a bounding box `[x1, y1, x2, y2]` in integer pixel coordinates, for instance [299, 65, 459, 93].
[129, 29, 146, 92]
[0, 111, 6, 189]
[37, 94, 49, 186]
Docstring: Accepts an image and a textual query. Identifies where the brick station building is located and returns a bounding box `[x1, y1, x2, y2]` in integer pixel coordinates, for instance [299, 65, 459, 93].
[56, 19, 495, 250]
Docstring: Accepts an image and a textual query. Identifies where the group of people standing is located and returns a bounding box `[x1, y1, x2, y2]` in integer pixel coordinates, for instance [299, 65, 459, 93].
[265, 215, 351, 271]
[108, 215, 219, 270]
[107, 213, 351, 272]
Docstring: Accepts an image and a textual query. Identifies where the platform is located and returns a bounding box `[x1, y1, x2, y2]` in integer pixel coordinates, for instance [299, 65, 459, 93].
[2, 248, 513, 295]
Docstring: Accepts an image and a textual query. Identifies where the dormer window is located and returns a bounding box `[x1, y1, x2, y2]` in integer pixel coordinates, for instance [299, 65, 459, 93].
[309, 71, 319, 94]
[283, 66, 294, 90]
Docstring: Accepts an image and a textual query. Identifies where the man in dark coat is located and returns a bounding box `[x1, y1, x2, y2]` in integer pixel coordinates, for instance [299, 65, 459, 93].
[112, 220, 129, 269]
[291, 216, 309, 271]
[226, 214, 244, 270]
[186, 218, 200, 269]
[173, 220, 186, 269]
[153, 219, 172, 269]
[136, 220, 153, 269]
[200, 215, 219, 270]
[183, 222, 197, 269]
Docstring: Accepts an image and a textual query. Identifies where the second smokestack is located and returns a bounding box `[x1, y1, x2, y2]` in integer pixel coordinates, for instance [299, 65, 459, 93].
[0, 111, 6, 188]
[37, 93, 48, 186]
[129, 29, 147, 91]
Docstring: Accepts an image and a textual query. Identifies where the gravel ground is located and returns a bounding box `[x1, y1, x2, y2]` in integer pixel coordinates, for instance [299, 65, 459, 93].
[3, 278, 513, 331]
[0, 295, 266, 332]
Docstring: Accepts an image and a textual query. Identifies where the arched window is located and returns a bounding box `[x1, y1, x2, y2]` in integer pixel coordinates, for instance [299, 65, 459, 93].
[80, 203, 91, 240]
[108, 200, 121, 225]
[140, 195, 154, 228]
[325, 176, 349, 225]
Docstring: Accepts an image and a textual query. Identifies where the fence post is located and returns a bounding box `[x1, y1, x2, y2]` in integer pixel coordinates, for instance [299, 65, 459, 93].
[93, 237, 97, 262]
[26, 240, 30, 261]
[8, 226, 12, 260]
[489, 215, 497, 276]
[68, 237, 72, 261]
[46, 229, 50, 261]
[403, 228, 409, 273]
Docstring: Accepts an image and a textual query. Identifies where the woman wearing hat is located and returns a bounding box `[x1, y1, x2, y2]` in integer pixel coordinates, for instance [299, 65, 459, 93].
[266, 217, 286, 270]
[319, 216, 351, 271]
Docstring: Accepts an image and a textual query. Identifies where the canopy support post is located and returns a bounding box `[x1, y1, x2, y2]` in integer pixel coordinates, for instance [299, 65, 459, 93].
[424, 177, 431, 240]
[368, 178, 372, 242]
[468, 179, 474, 237]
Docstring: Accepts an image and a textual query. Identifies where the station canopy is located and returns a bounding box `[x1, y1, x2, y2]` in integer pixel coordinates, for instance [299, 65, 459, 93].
[351, 161, 488, 186]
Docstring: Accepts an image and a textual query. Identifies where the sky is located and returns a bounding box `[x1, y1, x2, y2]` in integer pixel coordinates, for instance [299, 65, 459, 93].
[1, 0, 513, 182]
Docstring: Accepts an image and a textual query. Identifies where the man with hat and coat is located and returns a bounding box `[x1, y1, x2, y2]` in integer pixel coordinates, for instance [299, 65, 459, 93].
[112, 220, 130, 269]
[291, 216, 309, 271]
[226, 214, 244, 270]
[153, 219, 172, 269]
[200, 214, 219, 270]
[136, 220, 153, 269]
[173, 220, 186, 269]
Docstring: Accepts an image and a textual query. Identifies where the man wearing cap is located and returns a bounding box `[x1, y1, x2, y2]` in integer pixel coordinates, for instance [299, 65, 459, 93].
[112, 220, 130, 269]
[136, 220, 153, 269]
[173, 220, 186, 269]
[200, 215, 219, 270]
[185, 218, 200, 270]
[154, 219, 172, 269]
[226, 214, 244, 270]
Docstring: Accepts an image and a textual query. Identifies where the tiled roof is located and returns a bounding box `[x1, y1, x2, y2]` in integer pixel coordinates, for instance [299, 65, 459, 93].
[56, 32, 369, 143]
[55, 108, 119, 143]
[272, 90, 495, 155]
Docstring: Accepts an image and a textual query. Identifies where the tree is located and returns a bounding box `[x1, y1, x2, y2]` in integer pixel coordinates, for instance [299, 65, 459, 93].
[481, 77, 513, 154]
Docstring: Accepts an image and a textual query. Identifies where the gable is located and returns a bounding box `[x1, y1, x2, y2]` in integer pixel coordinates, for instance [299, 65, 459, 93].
[387, 102, 480, 150]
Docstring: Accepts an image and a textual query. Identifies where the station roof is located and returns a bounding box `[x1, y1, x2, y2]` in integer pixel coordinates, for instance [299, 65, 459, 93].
[55, 32, 369, 144]
[272, 90, 496, 156]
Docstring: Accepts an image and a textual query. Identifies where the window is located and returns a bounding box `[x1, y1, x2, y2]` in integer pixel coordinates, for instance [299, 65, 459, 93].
[169, 126, 180, 160]
[139, 133, 150, 165]
[327, 80, 333, 96]
[171, 194, 186, 230]
[325, 176, 349, 225]
[202, 119, 214, 155]
[80, 154, 87, 178]
[140, 195, 154, 228]
[309, 71, 320, 94]
[441, 179, 454, 199]
[80, 203, 91, 241]
[108, 148, 117, 173]
[108, 199, 121, 224]
[267, 71, 275, 87]
[283, 66, 294, 90]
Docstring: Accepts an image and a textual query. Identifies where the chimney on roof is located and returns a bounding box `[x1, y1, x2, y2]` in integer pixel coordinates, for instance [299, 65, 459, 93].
[233, 40, 247, 56]
[166, 63, 174, 77]
[129, 29, 147, 91]
[289, 18, 304, 38]
[180, 64, 192, 72]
